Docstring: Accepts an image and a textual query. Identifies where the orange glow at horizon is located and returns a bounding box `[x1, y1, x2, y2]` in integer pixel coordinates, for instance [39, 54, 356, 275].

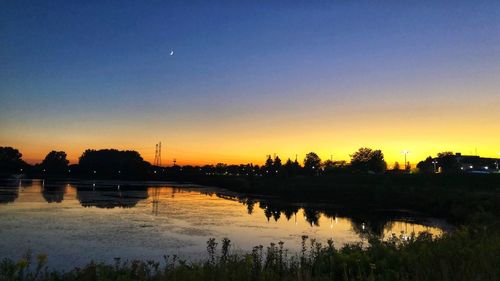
[2, 76, 499, 166]
[3, 101, 499, 167]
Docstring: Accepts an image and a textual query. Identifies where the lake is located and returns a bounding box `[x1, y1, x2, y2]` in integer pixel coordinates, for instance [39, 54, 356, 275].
[0, 179, 450, 270]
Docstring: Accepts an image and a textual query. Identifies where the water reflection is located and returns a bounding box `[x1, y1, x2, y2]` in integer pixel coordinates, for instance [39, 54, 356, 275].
[0, 180, 19, 204]
[42, 183, 67, 203]
[0, 179, 449, 269]
[206, 191, 447, 239]
[0, 180, 449, 239]
[77, 187, 148, 209]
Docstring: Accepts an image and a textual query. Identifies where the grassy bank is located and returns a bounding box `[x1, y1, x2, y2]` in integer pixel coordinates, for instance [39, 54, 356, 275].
[2, 223, 499, 281]
[183, 174, 500, 224]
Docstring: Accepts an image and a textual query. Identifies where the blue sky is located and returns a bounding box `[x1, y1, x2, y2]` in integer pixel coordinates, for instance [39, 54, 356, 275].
[1, 0, 499, 164]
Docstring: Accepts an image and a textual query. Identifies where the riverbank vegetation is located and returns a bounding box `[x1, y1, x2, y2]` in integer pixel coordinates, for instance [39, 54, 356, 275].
[1, 222, 498, 281]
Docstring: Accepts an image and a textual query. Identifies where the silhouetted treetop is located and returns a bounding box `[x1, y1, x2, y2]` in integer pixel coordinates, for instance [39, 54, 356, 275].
[350, 148, 387, 174]
[41, 151, 69, 174]
[304, 152, 321, 175]
[78, 149, 150, 178]
[0, 147, 27, 174]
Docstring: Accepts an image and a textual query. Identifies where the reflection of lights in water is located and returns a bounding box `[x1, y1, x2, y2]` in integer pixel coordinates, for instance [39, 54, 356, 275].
[335, 217, 338, 224]
[362, 223, 365, 230]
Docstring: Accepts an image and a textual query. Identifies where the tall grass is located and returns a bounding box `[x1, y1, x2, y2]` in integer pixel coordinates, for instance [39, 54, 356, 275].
[1, 224, 498, 281]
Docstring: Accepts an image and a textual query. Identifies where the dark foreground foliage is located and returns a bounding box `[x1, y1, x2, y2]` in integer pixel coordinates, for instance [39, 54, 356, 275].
[2, 222, 499, 281]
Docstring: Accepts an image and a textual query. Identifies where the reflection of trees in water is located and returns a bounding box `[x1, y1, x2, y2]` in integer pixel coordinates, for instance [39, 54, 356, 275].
[261, 202, 283, 222]
[258, 201, 300, 223]
[76, 186, 149, 208]
[0, 187, 19, 204]
[42, 184, 67, 203]
[0, 180, 23, 204]
[211, 192, 404, 236]
[303, 208, 321, 226]
[243, 198, 255, 215]
[349, 217, 385, 239]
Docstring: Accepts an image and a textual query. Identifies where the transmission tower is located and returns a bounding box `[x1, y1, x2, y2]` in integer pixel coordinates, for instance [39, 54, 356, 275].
[153, 142, 162, 166]
[158, 142, 162, 166]
[154, 144, 158, 166]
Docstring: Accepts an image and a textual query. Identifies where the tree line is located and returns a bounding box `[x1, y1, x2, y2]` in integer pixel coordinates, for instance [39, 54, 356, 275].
[0, 146, 488, 179]
[0, 146, 389, 178]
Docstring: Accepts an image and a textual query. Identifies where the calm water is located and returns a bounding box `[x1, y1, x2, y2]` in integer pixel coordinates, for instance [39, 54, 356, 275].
[0, 179, 449, 270]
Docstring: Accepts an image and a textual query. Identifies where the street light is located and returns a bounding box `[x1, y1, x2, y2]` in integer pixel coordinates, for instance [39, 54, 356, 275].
[432, 160, 438, 173]
[401, 150, 410, 173]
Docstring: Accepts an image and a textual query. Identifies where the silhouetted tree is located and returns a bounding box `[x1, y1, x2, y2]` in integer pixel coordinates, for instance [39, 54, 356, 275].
[0, 147, 28, 174]
[263, 155, 274, 176]
[417, 156, 435, 173]
[304, 152, 321, 176]
[78, 149, 150, 179]
[323, 159, 334, 169]
[273, 156, 282, 174]
[393, 162, 400, 171]
[405, 161, 411, 172]
[283, 158, 302, 176]
[41, 151, 69, 174]
[350, 148, 387, 173]
[215, 163, 227, 174]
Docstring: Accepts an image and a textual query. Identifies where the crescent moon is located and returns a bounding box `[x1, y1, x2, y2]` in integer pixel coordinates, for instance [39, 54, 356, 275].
[170, 50, 174, 56]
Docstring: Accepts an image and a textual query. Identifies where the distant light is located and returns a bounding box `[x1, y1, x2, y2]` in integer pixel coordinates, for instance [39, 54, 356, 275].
[68, 170, 71, 172]
[118, 171, 121, 174]
[484, 167, 489, 170]
[469, 165, 473, 169]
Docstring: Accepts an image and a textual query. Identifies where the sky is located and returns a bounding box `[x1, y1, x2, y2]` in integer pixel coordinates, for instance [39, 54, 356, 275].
[1, 0, 499, 166]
